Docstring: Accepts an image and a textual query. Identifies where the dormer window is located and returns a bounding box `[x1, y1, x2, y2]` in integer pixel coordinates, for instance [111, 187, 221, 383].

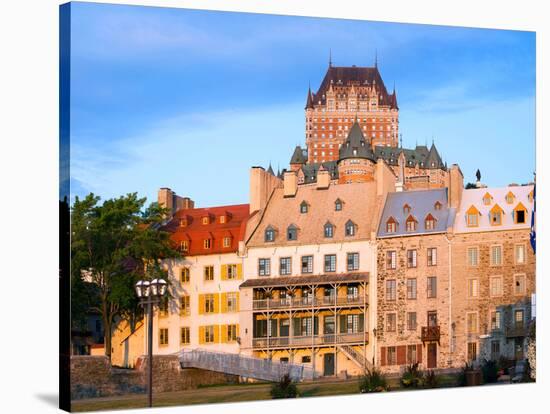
[386, 217, 398, 233]
[528, 190, 534, 203]
[425, 213, 437, 230]
[405, 215, 417, 232]
[203, 239, 212, 249]
[265, 226, 275, 242]
[324, 222, 334, 238]
[335, 199, 343, 211]
[222, 236, 231, 248]
[345, 220, 356, 237]
[489, 204, 504, 226]
[287, 225, 298, 241]
[179, 218, 187, 227]
[505, 191, 515, 204]
[483, 192, 493, 206]
[403, 204, 411, 215]
[300, 201, 309, 214]
[180, 240, 189, 252]
[202, 216, 210, 225]
[513, 202, 528, 224]
[219, 215, 226, 224]
[434, 201, 442, 211]
[466, 205, 480, 227]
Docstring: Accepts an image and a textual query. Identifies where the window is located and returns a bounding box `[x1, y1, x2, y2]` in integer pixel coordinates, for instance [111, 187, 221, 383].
[514, 309, 525, 328]
[407, 312, 417, 330]
[515, 208, 526, 224]
[426, 277, 437, 298]
[466, 313, 478, 334]
[406, 215, 417, 232]
[324, 254, 337, 272]
[302, 356, 311, 363]
[387, 346, 397, 365]
[407, 249, 417, 268]
[490, 205, 503, 226]
[226, 264, 238, 280]
[180, 296, 190, 315]
[467, 247, 479, 266]
[219, 215, 226, 224]
[226, 324, 238, 342]
[386, 313, 397, 332]
[180, 327, 190, 345]
[204, 326, 215, 343]
[425, 214, 436, 230]
[300, 201, 308, 214]
[467, 342, 477, 362]
[265, 226, 275, 242]
[515, 244, 526, 264]
[386, 250, 397, 269]
[466, 206, 479, 227]
[490, 311, 501, 331]
[159, 299, 168, 317]
[301, 256, 313, 273]
[180, 268, 190, 283]
[490, 276, 503, 297]
[505, 191, 515, 204]
[223, 237, 231, 248]
[335, 199, 343, 211]
[403, 204, 411, 214]
[345, 220, 356, 236]
[287, 225, 298, 241]
[491, 245, 503, 266]
[407, 345, 418, 364]
[514, 274, 526, 295]
[204, 266, 214, 281]
[427, 248, 437, 266]
[202, 216, 209, 225]
[180, 240, 189, 252]
[204, 294, 215, 313]
[280, 257, 292, 275]
[386, 217, 397, 233]
[468, 278, 479, 298]
[528, 190, 534, 203]
[225, 293, 238, 312]
[347, 252, 359, 271]
[258, 258, 271, 276]
[324, 222, 334, 238]
[386, 279, 396, 301]
[434, 201, 442, 210]
[203, 239, 212, 249]
[482, 193, 493, 205]
[491, 340, 500, 360]
[406, 278, 417, 300]
[159, 328, 169, 346]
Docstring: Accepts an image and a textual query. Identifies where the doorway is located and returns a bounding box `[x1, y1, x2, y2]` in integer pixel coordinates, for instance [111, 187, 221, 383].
[323, 353, 335, 376]
[427, 343, 437, 369]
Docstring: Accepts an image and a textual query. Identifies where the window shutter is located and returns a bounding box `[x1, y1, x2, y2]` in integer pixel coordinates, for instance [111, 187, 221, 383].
[339, 315, 347, 334]
[220, 325, 227, 343]
[213, 293, 220, 313]
[237, 263, 243, 279]
[199, 326, 205, 345]
[214, 325, 220, 343]
[397, 345, 407, 365]
[381, 347, 386, 366]
[236, 324, 240, 339]
[198, 294, 205, 315]
[358, 314, 365, 332]
[221, 293, 227, 313]
[417, 344, 422, 363]
[293, 318, 301, 336]
[314, 317, 319, 335]
[221, 265, 227, 281]
[236, 292, 240, 312]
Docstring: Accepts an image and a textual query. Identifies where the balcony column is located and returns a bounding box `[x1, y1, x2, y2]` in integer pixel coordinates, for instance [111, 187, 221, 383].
[361, 280, 367, 371]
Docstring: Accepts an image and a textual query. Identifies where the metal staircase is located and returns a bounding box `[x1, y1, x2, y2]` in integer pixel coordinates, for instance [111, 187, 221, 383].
[339, 344, 372, 372]
[177, 349, 315, 382]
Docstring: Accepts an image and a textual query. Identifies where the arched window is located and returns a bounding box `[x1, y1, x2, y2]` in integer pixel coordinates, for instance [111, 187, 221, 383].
[265, 226, 276, 242]
[324, 222, 334, 238]
[403, 203, 411, 214]
[300, 201, 309, 214]
[345, 220, 356, 236]
[335, 199, 343, 211]
[287, 224, 298, 241]
[505, 191, 515, 205]
[434, 201, 442, 211]
[386, 217, 398, 233]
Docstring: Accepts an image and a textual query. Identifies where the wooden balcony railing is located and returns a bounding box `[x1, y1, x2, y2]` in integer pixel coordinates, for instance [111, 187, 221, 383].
[252, 332, 366, 349]
[506, 325, 527, 338]
[421, 326, 440, 343]
[252, 295, 366, 311]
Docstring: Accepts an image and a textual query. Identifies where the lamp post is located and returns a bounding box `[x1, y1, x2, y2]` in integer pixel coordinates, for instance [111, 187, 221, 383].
[135, 278, 167, 408]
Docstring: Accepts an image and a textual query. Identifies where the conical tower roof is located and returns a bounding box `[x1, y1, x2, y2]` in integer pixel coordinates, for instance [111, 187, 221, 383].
[290, 146, 307, 165]
[338, 121, 376, 162]
[426, 142, 443, 169]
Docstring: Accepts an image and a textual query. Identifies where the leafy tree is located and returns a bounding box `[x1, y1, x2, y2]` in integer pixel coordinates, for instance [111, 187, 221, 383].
[71, 193, 180, 359]
[270, 374, 298, 399]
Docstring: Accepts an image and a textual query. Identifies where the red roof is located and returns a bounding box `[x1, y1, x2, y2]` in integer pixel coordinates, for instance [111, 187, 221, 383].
[163, 203, 250, 256]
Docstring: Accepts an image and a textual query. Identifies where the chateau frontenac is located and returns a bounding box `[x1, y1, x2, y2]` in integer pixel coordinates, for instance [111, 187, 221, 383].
[112, 62, 535, 379]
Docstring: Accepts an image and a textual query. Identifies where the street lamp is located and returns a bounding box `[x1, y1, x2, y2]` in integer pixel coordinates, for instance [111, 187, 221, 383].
[135, 278, 167, 408]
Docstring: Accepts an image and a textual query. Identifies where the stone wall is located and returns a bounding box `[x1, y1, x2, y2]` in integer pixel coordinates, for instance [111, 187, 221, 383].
[71, 355, 238, 400]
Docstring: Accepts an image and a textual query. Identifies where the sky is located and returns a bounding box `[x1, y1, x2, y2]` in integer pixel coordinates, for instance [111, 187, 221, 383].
[68, 2, 536, 208]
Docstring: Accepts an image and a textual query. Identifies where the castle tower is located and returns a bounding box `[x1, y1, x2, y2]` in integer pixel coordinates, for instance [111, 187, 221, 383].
[337, 120, 377, 184]
[305, 62, 399, 164]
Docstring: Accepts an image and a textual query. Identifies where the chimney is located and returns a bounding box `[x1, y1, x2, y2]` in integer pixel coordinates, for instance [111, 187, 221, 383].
[158, 188, 174, 217]
[448, 164, 464, 209]
[283, 170, 298, 197]
[317, 168, 330, 189]
[250, 167, 282, 213]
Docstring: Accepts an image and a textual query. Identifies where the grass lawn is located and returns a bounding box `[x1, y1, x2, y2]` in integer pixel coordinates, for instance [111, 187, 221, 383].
[72, 375, 461, 412]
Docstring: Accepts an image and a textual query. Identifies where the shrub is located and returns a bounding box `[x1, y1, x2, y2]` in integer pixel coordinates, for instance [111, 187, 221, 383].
[457, 362, 473, 386]
[481, 359, 499, 383]
[423, 370, 439, 388]
[401, 363, 423, 388]
[359, 368, 388, 393]
[270, 374, 298, 399]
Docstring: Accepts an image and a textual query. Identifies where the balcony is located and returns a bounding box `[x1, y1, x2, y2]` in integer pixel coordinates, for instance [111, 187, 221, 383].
[506, 325, 528, 338]
[252, 295, 366, 311]
[421, 326, 440, 343]
[252, 332, 367, 349]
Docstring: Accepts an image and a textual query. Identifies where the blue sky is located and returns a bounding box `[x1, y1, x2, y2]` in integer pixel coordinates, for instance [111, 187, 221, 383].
[69, 2, 536, 207]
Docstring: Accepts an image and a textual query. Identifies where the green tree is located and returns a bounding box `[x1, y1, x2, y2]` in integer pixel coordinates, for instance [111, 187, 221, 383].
[71, 193, 180, 359]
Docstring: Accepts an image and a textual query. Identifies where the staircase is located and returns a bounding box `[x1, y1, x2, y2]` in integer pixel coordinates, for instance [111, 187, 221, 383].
[339, 345, 372, 372]
[177, 349, 316, 382]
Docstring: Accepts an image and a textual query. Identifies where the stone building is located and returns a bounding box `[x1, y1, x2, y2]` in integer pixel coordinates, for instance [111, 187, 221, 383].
[375, 174, 460, 373]
[450, 184, 535, 365]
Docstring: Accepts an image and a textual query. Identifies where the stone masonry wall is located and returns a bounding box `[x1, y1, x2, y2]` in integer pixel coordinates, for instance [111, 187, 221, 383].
[71, 355, 238, 400]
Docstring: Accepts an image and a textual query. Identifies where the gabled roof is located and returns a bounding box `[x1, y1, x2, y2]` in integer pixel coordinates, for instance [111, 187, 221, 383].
[338, 121, 376, 162]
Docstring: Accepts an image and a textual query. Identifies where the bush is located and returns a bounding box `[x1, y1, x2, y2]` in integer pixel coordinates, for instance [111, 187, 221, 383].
[423, 370, 439, 388]
[457, 362, 473, 386]
[401, 363, 423, 388]
[481, 359, 499, 383]
[270, 374, 298, 399]
[359, 368, 388, 393]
